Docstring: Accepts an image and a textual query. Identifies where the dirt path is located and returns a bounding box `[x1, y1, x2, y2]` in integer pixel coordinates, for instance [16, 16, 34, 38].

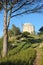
[33, 48, 41, 65]
[33, 42, 43, 65]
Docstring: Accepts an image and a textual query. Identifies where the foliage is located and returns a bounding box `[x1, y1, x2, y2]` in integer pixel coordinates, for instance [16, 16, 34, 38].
[31, 43, 40, 48]
[8, 24, 21, 37]
[21, 32, 30, 38]
[38, 26, 43, 35]
[0, 47, 36, 65]
[8, 43, 26, 55]
[38, 32, 43, 35]
[0, 1, 3, 10]
[0, 0, 43, 57]
[39, 26, 43, 32]
[0, 35, 43, 65]
[8, 30, 14, 37]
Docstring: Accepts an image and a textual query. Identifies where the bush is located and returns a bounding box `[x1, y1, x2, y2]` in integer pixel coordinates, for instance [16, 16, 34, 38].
[21, 32, 30, 38]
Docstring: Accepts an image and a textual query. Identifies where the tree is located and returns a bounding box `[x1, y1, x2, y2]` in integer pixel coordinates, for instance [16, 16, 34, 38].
[39, 26, 43, 32]
[0, 0, 19, 57]
[0, 0, 43, 57]
[38, 26, 43, 35]
[8, 29, 13, 37]
[8, 24, 21, 37]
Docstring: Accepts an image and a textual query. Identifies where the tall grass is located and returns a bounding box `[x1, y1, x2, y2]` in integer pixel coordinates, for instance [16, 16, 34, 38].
[0, 48, 36, 65]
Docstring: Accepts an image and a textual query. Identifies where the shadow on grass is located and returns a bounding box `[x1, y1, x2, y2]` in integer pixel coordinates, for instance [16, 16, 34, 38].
[8, 35, 43, 55]
[30, 38, 43, 43]
[26, 36, 43, 44]
[0, 59, 33, 65]
[14, 43, 27, 55]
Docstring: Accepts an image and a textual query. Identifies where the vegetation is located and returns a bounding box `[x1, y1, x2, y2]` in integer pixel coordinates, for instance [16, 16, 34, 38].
[0, 33, 43, 65]
[39, 26, 43, 32]
[35, 48, 43, 65]
[38, 26, 43, 35]
[0, 47, 36, 65]
[0, 1, 43, 65]
[0, 0, 43, 57]
[8, 24, 21, 37]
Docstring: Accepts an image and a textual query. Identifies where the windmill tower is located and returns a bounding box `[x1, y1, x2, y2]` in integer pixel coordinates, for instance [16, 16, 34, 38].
[23, 23, 35, 34]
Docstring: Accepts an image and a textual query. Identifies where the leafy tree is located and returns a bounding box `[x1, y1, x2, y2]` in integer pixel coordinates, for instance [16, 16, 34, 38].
[11, 24, 21, 35]
[38, 26, 43, 35]
[8, 30, 13, 37]
[8, 24, 21, 37]
[39, 26, 43, 32]
[0, 0, 43, 57]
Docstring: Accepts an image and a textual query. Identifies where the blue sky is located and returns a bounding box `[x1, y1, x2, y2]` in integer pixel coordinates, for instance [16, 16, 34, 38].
[0, 11, 43, 37]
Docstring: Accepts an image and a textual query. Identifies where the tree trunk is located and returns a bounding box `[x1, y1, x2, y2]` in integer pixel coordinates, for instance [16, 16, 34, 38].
[2, 9, 8, 57]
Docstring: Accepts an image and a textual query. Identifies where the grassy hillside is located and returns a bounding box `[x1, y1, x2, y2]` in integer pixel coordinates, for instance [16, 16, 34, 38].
[0, 34, 43, 65]
[0, 42, 36, 65]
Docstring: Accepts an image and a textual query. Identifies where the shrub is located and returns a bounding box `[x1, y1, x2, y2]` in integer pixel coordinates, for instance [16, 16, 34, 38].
[21, 32, 30, 38]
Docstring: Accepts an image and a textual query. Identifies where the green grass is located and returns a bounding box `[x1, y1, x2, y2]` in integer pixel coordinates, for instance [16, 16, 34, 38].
[0, 40, 36, 65]
[0, 34, 43, 65]
[31, 43, 40, 48]
[0, 47, 36, 65]
[8, 43, 26, 55]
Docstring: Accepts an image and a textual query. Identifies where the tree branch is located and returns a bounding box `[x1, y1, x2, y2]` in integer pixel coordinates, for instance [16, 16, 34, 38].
[7, 0, 19, 11]
[11, 4, 43, 18]
[7, 9, 12, 28]
[7, 0, 12, 28]
[12, 0, 34, 13]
